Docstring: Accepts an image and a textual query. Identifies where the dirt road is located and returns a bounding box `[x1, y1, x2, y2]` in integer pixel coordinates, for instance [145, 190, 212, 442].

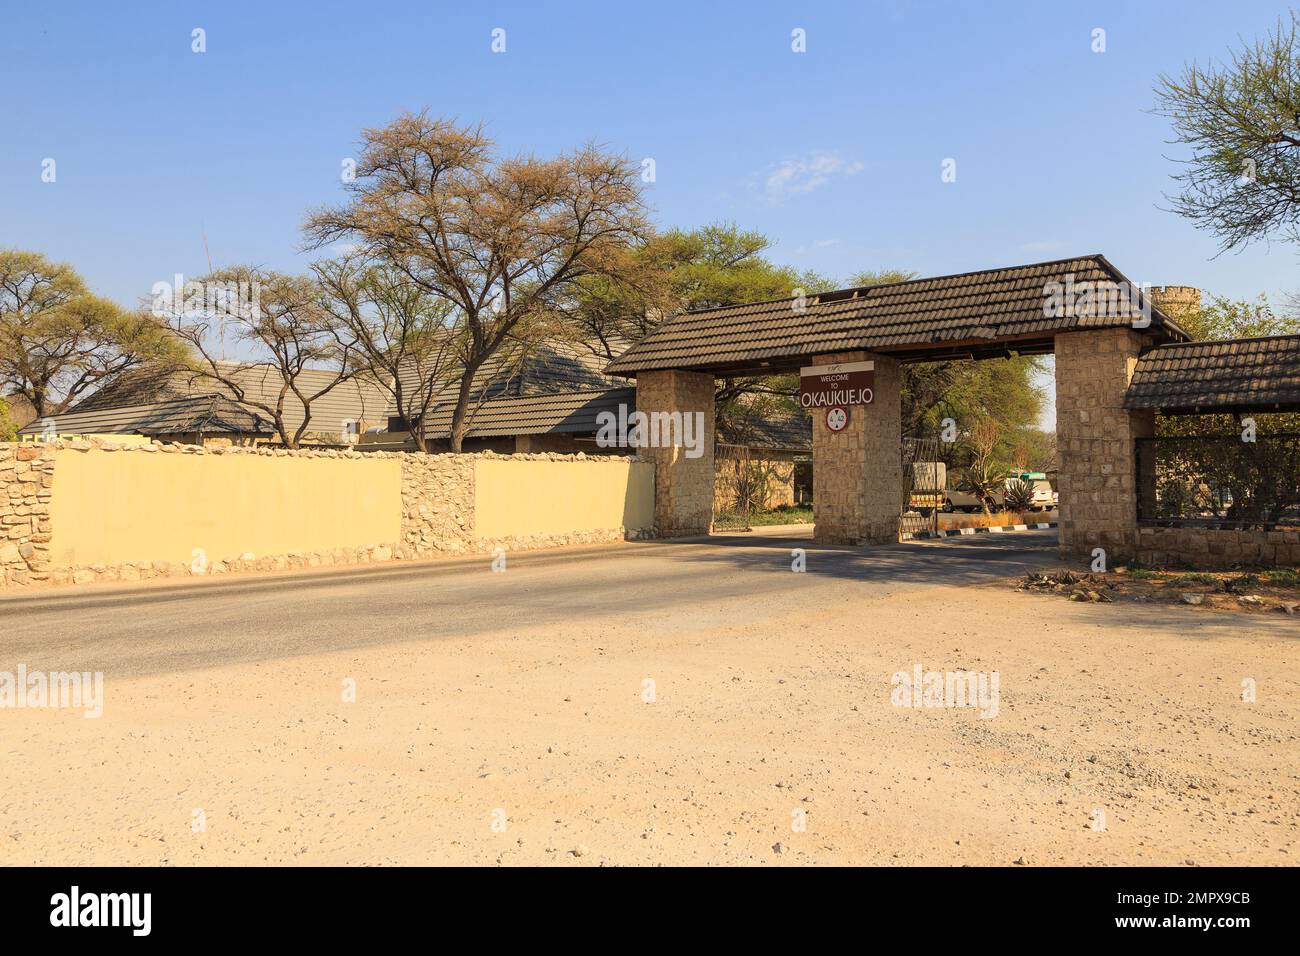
[1, 530, 1295, 866]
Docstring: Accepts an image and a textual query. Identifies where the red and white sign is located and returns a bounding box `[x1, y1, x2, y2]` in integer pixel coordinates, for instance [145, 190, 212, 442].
[800, 360, 874, 409]
[825, 406, 850, 432]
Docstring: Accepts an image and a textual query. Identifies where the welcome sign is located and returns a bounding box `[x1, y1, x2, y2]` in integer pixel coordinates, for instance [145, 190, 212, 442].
[799, 360, 875, 408]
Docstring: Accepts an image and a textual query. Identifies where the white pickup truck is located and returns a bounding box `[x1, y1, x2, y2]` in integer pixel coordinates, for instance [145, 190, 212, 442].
[1005, 472, 1056, 512]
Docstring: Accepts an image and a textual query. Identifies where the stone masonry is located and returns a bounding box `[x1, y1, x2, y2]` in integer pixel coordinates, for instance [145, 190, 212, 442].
[811, 351, 902, 545]
[0, 443, 55, 587]
[1054, 327, 1156, 561]
[1137, 525, 1300, 569]
[401, 453, 477, 555]
[635, 369, 715, 536]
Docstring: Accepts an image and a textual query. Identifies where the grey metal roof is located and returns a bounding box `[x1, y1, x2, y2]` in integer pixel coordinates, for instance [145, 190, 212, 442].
[1125, 334, 1300, 413]
[606, 254, 1187, 376]
[66, 362, 391, 434]
[19, 395, 271, 436]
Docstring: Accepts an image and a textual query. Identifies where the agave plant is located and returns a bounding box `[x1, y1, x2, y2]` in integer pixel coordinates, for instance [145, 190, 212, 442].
[1003, 478, 1035, 514]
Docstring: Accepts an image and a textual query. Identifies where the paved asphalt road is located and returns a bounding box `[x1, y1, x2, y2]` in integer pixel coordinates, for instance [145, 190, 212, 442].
[0, 528, 1061, 679]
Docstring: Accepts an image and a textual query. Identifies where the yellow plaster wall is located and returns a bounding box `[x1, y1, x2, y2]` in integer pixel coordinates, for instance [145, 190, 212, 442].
[48, 449, 402, 567]
[473, 458, 654, 540]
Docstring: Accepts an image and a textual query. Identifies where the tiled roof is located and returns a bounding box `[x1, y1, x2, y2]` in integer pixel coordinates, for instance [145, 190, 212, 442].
[1125, 334, 1300, 412]
[19, 395, 270, 436]
[606, 255, 1186, 375]
[418, 388, 636, 438]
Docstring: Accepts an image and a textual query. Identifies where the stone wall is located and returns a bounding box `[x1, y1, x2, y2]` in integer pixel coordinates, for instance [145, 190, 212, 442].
[1055, 328, 1156, 561]
[635, 370, 715, 536]
[401, 453, 477, 555]
[0, 440, 654, 590]
[713, 455, 798, 512]
[811, 351, 902, 545]
[0, 443, 55, 587]
[1136, 526, 1300, 569]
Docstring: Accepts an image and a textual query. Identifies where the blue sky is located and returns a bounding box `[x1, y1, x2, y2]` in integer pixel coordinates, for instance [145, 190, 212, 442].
[1, 1, 1294, 427]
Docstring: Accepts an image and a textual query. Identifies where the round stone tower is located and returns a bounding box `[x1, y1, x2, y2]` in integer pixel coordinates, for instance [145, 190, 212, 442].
[1148, 286, 1201, 328]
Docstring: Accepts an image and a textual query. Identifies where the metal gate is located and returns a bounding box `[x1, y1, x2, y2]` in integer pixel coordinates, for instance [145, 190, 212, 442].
[899, 436, 941, 537]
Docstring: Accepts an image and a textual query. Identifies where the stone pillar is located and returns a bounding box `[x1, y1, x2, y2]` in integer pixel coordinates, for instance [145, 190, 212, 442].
[1054, 328, 1155, 561]
[811, 351, 902, 545]
[635, 370, 715, 536]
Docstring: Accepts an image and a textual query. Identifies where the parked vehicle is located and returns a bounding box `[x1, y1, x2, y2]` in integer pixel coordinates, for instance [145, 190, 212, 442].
[910, 461, 1001, 514]
[907, 461, 947, 515]
[944, 488, 1000, 513]
[1004, 471, 1055, 512]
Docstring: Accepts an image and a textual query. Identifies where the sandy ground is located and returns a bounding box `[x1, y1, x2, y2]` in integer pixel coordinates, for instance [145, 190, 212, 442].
[1, 532, 1297, 866]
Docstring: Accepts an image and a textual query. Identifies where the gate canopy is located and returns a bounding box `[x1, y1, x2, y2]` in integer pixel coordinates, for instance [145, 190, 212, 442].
[606, 254, 1188, 378]
[1125, 333, 1300, 415]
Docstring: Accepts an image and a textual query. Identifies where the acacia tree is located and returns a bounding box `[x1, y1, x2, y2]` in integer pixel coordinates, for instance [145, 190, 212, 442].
[304, 112, 649, 451]
[0, 249, 183, 417]
[316, 257, 470, 452]
[1155, 14, 1300, 250]
[1180, 293, 1300, 340]
[0, 397, 16, 441]
[159, 265, 363, 447]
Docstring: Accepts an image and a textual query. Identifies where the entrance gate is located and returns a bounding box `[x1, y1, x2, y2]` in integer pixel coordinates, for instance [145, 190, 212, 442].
[899, 437, 941, 538]
[607, 254, 1194, 560]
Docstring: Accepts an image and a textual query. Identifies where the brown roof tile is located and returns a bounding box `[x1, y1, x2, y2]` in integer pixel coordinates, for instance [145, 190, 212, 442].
[606, 255, 1186, 375]
[1125, 334, 1300, 412]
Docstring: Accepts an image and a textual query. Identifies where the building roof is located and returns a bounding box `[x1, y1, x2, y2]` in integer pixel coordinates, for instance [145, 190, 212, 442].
[1125, 333, 1300, 413]
[384, 386, 813, 451]
[418, 388, 636, 439]
[64, 362, 391, 435]
[726, 411, 811, 451]
[606, 254, 1188, 377]
[34, 340, 811, 452]
[19, 395, 271, 437]
[390, 339, 628, 416]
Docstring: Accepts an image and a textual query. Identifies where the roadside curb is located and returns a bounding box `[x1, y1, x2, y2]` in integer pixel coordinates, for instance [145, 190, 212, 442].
[902, 522, 1058, 541]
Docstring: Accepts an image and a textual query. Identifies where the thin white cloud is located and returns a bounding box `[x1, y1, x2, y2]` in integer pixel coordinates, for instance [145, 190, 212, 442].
[752, 152, 866, 202]
[794, 238, 841, 255]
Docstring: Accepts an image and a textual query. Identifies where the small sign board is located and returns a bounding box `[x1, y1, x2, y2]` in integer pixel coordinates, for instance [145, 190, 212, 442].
[800, 360, 875, 409]
[825, 406, 849, 432]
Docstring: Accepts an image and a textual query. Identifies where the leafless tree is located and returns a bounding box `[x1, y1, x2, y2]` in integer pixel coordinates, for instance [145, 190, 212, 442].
[961, 418, 1004, 515]
[158, 265, 362, 447]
